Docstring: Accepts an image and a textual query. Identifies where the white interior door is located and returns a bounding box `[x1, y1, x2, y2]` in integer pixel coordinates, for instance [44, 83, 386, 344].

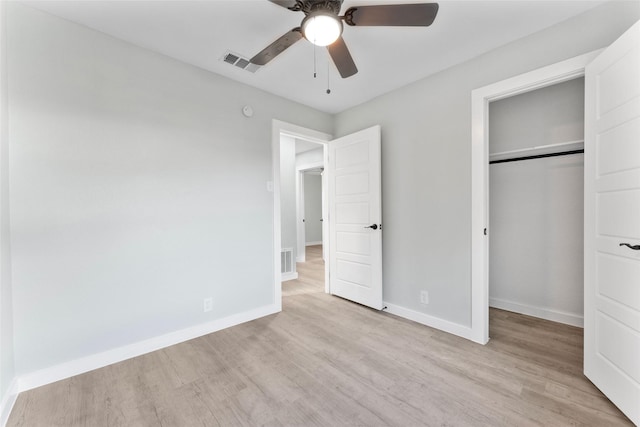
[584, 20, 640, 425]
[328, 125, 382, 309]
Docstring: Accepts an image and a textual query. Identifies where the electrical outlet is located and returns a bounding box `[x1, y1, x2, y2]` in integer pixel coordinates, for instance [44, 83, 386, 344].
[420, 290, 429, 305]
[203, 297, 213, 313]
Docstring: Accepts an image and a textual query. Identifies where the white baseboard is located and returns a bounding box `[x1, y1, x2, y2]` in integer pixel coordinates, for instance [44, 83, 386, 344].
[281, 272, 298, 282]
[305, 241, 322, 246]
[0, 377, 18, 427]
[489, 297, 583, 328]
[383, 302, 477, 343]
[16, 304, 280, 394]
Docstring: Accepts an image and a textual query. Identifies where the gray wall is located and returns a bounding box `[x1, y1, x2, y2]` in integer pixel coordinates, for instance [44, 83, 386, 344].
[296, 146, 324, 166]
[7, 3, 331, 375]
[333, 2, 640, 327]
[280, 135, 297, 265]
[489, 78, 585, 152]
[489, 79, 584, 323]
[0, 0, 15, 405]
[489, 156, 584, 321]
[304, 173, 322, 244]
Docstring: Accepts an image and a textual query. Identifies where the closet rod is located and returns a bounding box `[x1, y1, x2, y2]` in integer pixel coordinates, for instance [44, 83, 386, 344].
[489, 149, 584, 165]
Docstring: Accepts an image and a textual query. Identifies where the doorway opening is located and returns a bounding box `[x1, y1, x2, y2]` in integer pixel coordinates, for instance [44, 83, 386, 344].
[488, 77, 585, 332]
[470, 50, 601, 344]
[295, 141, 326, 265]
[271, 120, 331, 311]
[272, 121, 384, 311]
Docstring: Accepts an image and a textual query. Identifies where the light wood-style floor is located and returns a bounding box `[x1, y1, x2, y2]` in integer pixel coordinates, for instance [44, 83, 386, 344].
[8, 245, 632, 426]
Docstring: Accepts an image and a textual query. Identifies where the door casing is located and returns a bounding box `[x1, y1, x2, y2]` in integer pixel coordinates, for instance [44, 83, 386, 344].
[470, 50, 602, 344]
[272, 120, 331, 310]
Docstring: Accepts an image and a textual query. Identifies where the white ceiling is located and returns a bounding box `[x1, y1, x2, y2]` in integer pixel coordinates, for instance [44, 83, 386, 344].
[26, 0, 605, 114]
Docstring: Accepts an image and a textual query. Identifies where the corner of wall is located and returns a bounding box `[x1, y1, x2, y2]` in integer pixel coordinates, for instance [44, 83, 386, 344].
[14, 303, 279, 394]
[0, 378, 18, 427]
[384, 302, 477, 343]
[0, 2, 18, 426]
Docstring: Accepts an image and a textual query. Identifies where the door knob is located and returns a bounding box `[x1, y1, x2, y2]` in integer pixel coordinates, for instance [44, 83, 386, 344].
[364, 224, 378, 230]
[620, 243, 640, 251]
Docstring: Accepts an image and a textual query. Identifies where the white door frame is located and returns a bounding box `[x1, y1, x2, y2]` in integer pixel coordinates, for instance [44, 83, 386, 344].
[272, 120, 331, 310]
[296, 159, 325, 264]
[470, 50, 601, 344]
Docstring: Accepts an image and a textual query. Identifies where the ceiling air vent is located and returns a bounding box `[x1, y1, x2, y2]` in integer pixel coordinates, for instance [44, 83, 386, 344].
[221, 51, 261, 73]
[224, 53, 239, 65]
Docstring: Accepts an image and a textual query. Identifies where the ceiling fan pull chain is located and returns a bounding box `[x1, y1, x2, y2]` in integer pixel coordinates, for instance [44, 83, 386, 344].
[313, 39, 317, 78]
[327, 59, 331, 94]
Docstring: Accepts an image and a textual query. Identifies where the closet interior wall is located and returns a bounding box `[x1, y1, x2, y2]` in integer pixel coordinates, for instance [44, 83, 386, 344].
[488, 77, 585, 327]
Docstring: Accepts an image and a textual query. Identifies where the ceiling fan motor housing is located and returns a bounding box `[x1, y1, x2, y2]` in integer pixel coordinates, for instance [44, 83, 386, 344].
[301, 11, 344, 45]
[290, 0, 343, 15]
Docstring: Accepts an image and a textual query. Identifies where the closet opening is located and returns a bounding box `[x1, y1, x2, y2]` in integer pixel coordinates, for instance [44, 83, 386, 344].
[488, 77, 585, 331]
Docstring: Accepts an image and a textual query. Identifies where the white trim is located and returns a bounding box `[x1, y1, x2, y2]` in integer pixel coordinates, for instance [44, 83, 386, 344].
[322, 147, 329, 287]
[384, 303, 476, 342]
[281, 272, 299, 282]
[272, 125, 283, 311]
[470, 50, 601, 345]
[305, 241, 322, 246]
[0, 3, 15, 425]
[272, 120, 331, 303]
[489, 298, 583, 328]
[0, 378, 18, 427]
[297, 161, 325, 171]
[16, 304, 279, 393]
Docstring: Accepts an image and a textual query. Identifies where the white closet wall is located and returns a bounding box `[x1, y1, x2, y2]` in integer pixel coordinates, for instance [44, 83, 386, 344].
[489, 78, 585, 327]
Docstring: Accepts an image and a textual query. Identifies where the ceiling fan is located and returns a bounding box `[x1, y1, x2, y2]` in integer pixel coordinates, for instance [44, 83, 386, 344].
[250, 0, 439, 78]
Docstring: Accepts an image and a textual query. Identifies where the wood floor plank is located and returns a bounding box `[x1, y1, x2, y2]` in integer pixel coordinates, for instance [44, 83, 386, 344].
[7, 245, 634, 426]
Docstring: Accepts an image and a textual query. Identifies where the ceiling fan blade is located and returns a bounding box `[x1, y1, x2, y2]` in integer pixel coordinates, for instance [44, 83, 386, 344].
[250, 28, 303, 66]
[267, 0, 300, 11]
[344, 3, 439, 27]
[327, 36, 358, 78]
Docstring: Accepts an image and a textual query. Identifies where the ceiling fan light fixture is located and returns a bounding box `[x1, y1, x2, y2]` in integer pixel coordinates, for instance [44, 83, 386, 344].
[302, 12, 343, 47]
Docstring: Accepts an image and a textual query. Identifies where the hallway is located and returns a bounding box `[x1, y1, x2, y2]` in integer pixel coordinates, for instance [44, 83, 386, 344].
[282, 245, 324, 297]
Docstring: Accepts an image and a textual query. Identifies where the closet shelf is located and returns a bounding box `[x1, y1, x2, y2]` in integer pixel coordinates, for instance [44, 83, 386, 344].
[489, 140, 584, 164]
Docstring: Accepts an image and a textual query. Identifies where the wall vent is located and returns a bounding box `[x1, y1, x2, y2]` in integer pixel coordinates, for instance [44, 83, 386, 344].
[221, 51, 261, 73]
[281, 248, 294, 275]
